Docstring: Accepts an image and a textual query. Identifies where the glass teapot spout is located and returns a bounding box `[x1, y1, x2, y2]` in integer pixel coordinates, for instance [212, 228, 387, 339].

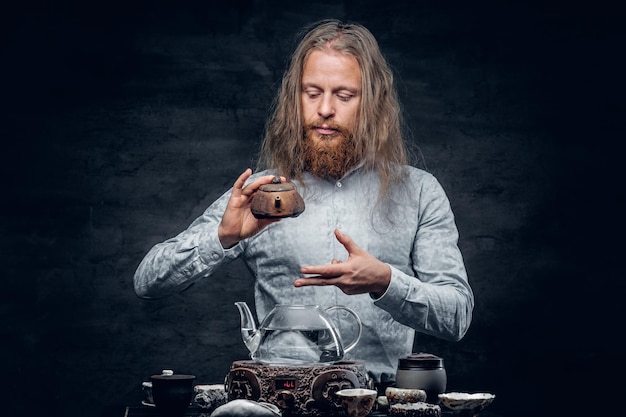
[235, 302, 261, 355]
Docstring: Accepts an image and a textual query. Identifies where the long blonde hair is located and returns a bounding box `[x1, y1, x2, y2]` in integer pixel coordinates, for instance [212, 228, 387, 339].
[257, 19, 410, 202]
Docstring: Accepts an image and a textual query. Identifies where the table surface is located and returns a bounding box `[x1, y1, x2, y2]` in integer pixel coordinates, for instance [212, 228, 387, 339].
[123, 405, 389, 416]
[123, 404, 502, 417]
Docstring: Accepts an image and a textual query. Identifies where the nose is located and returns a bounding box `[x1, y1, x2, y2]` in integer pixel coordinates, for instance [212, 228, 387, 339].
[317, 95, 335, 119]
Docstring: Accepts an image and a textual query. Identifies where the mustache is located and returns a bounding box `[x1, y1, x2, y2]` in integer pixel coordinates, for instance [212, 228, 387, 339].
[304, 120, 351, 137]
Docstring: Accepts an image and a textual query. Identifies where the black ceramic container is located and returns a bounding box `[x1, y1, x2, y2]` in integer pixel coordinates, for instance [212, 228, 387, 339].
[395, 353, 447, 403]
[150, 372, 196, 417]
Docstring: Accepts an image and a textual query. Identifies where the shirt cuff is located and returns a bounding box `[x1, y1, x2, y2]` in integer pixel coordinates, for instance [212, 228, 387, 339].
[372, 265, 414, 310]
[197, 228, 239, 264]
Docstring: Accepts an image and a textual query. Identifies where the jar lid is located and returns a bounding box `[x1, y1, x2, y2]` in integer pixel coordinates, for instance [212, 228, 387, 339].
[150, 370, 196, 380]
[398, 352, 444, 370]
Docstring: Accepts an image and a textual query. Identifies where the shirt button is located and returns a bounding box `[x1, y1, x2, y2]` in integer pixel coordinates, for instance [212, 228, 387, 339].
[336, 223, 344, 230]
[336, 181, 342, 188]
[211, 253, 220, 261]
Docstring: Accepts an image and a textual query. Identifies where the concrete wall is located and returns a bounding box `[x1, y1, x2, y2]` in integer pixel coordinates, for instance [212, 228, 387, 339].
[3, 1, 623, 416]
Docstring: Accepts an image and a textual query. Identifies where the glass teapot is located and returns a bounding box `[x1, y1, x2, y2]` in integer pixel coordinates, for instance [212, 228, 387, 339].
[235, 302, 362, 365]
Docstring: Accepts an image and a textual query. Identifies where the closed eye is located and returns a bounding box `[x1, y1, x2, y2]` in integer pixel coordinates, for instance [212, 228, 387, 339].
[303, 88, 322, 99]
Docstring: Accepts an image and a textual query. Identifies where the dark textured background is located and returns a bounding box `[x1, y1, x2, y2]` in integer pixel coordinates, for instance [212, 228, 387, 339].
[2, 1, 624, 416]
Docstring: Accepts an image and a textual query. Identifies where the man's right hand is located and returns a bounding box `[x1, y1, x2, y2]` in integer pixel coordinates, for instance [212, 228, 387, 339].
[218, 168, 285, 249]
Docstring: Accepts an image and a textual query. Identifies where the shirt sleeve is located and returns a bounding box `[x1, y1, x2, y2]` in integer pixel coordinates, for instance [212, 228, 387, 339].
[373, 175, 474, 341]
[133, 189, 243, 299]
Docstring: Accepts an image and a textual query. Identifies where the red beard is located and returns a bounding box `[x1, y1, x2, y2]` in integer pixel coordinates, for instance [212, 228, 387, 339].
[302, 122, 358, 180]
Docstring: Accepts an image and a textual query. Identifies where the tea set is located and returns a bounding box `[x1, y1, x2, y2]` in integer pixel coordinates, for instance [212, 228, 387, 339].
[141, 302, 495, 417]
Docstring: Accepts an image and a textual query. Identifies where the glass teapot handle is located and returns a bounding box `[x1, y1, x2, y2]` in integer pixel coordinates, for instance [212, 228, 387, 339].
[325, 305, 362, 353]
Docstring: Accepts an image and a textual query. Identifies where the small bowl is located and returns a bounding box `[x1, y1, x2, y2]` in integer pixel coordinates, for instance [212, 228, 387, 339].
[335, 388, 378, 417]
[193, 384, 227, 410]
[385, 387, 427, 404]
[438, 392, 495, 416]
[389, 402, 441, 417]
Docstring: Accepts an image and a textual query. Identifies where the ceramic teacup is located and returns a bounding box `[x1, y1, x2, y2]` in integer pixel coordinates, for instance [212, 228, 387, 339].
[385, 386, 427, 404]
[193, 383, 228, 410]
[438, 392, 495, 416]
[335, 388, 377, 417]
[389, 402, 442, 417]
[150, 373, 196, 417]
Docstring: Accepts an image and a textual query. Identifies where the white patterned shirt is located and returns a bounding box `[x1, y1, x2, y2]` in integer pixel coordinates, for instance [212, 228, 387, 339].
[134, 165, 474, 383]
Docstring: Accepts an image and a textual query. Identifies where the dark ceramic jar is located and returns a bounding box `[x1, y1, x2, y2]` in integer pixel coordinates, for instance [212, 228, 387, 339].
[395, 353, 447, 403]
[151, 370, 196, 417]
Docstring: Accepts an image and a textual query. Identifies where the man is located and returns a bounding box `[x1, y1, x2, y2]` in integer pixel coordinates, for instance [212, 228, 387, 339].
[134, 19, 474, 386]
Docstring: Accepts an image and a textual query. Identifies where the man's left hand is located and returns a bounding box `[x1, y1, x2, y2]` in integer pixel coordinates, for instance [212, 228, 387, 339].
[295, 229, 391, 298]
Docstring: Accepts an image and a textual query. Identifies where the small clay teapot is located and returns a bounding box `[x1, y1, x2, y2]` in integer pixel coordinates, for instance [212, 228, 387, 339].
[250, 176, 305, 219]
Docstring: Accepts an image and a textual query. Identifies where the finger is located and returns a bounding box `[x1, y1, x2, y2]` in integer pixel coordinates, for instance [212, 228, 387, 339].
[300, 264, 342, 277]
[242, 174, 288, 197]
[294, 277, 336, 287]
[334, 228, 361, 254]
[232, 168, 253, 196]
[256, 175, 287, 186]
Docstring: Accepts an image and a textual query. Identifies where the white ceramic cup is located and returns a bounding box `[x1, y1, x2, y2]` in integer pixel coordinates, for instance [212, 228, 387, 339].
[193, 384, 227, 410]
[335, 388, 378, 417]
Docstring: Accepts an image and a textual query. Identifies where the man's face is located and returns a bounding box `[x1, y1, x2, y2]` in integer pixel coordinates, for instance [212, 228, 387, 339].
[301, 49, 362, 179]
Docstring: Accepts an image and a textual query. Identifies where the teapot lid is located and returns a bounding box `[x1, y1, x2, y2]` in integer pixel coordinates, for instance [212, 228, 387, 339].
[150, 369, 196, 380]
[398, 352, 444, 370]
[258, 176, 296, 192]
